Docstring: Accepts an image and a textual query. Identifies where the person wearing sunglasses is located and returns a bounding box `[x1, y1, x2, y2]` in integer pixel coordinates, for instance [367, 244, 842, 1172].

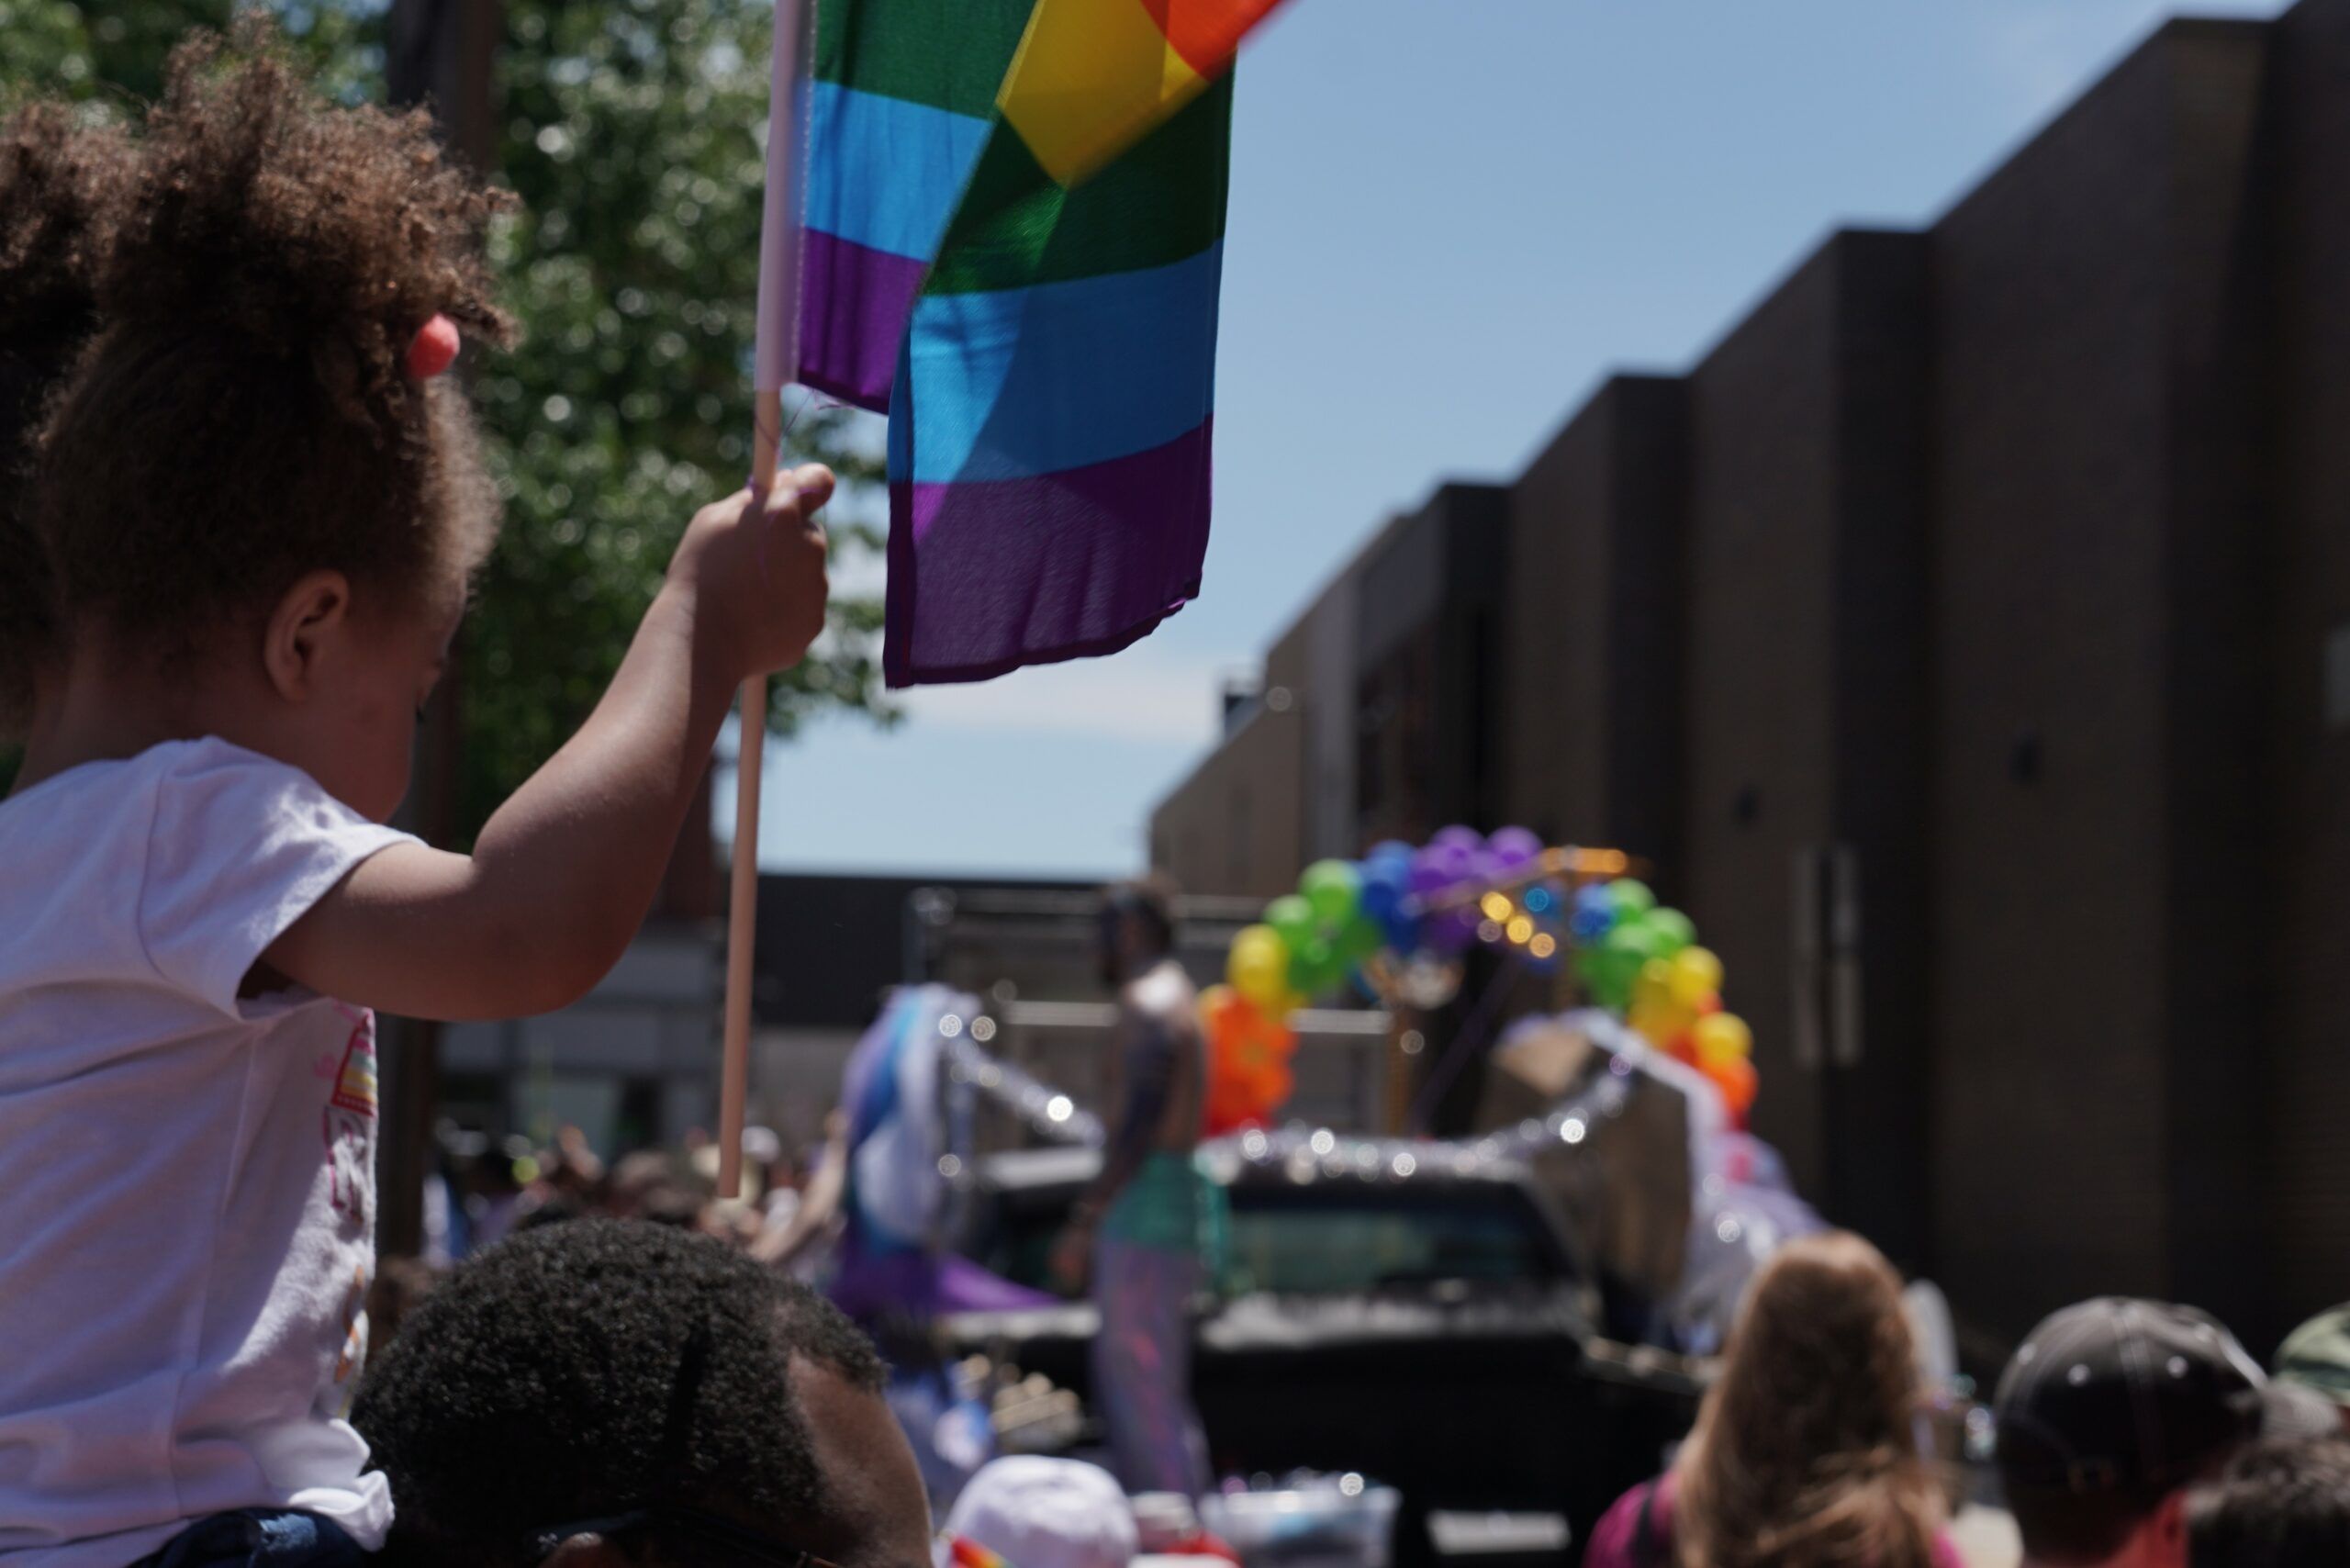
[352, 1219, 935, 1568]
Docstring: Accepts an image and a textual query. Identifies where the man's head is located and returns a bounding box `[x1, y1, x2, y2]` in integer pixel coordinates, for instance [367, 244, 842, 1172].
[353, 1219, 931, 1568]
[2187, 1438, 2350, 1568]
[1996, 1299, 2275, 1567]
[1096, 876, 1178, 988]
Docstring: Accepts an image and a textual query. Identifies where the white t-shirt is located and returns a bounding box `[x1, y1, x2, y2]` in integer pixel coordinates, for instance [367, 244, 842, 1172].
[0, 738, 417, 1566]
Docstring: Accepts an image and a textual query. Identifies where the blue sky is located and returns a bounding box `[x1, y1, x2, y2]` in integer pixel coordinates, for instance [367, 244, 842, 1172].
[722, 0, 2286, 879]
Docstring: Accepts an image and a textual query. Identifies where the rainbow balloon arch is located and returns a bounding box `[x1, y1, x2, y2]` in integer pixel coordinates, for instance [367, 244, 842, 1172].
[1205, 826, 1757, 1136]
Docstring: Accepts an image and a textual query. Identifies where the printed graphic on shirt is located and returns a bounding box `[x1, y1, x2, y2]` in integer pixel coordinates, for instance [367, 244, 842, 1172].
[322, 1007, 378, 1226]
[329, 1263, 371, 1417]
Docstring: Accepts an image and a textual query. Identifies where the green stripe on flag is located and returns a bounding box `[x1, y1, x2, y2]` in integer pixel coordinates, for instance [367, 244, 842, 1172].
[813, 0, 1032, 118]
[923, 73, 1233, 297]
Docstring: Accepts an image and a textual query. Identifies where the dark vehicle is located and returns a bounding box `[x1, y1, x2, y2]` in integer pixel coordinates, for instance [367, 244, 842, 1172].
[944, 1142, 1707, 1568]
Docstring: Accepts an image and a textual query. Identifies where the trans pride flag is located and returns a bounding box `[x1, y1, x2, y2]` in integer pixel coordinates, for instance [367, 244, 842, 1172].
[766, 0, 1286, 687]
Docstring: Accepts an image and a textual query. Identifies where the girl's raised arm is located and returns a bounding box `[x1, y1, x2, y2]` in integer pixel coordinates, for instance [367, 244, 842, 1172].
[264, 469, 831, 1022]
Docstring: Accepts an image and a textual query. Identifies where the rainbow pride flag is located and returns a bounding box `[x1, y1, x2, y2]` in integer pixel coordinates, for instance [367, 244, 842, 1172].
[781, 0, 1286, 687]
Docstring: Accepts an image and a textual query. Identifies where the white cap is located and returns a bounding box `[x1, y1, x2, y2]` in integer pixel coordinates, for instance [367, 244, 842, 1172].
[1126, 1493, 1199, 1553]
[945, 1458, 1137, 1568]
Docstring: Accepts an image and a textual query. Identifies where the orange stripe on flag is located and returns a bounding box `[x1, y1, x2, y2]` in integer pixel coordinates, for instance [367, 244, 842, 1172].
[1141, 0, 1287, 76]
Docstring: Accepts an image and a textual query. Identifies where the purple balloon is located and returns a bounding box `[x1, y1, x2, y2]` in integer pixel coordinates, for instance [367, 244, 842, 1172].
[1427, 908, 1481, 955]
[1432, 841, 1480, 884]
[1488, 825, 1543, 872]
[1432, 824, 1484, 855]
[1409, 847, 1454, 896]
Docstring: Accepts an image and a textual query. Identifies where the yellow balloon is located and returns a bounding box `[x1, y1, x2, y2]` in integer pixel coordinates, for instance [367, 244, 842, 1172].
[1670, 946, 1726, 1009]
[1229, 925, 1294, 1010]
[1693, 1011, 1752, 1070]
[1632, 958, 1678, 1015]
[1639, 999, 1695, 1042]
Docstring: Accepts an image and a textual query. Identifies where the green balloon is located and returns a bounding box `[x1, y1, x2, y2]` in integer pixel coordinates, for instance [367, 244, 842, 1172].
[1289, 937, 1341, 999]
[1608, 879, 1657, 922]
[1336, 910, 1384, 963]
[1576, 945, 1640, 1012]
[1265, 894, 1317, 951]
[1603, 915, 1669, 964]
[1299, 859, 1363, 927]
[1646, 908, 1695, 956]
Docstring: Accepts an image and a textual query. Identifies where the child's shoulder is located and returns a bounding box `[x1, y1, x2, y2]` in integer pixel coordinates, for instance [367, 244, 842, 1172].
[6, 734, 312, 810]
[0, 735, 412, 1014]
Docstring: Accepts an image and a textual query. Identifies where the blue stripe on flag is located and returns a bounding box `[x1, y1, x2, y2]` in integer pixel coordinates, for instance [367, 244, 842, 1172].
[898, 241, 1225, 484]
[807, 82, 994, 264]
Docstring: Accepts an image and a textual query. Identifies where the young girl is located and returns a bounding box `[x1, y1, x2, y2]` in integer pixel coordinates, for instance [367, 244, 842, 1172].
[0, 28, 831, 1568]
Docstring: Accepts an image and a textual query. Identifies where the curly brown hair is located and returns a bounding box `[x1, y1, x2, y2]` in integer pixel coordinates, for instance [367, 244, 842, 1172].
[1670, 1231, 1948, 1568]
[0, 102, 132, 736]
[26, 17, 517, 691]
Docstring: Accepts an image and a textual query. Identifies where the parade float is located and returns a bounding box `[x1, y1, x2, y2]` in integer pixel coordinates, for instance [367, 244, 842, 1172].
[1202, 826, 1759, 1139]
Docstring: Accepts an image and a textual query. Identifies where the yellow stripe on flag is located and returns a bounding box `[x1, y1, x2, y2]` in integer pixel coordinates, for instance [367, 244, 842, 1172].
[998, 0, 1209, 187]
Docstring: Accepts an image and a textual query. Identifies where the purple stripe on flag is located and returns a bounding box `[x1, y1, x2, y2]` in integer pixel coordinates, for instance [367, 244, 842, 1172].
[884, 420, 1214, 688]
[752, 0, 809, 393]
[796, 229, 929, 412]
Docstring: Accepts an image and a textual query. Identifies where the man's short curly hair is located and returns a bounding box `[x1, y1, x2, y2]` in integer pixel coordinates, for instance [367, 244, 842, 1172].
[28, 17, 515, 680]
[352, 1220, 885, 1568]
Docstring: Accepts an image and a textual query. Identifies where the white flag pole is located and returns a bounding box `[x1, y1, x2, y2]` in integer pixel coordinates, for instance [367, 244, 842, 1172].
[721, 0, 809, 1201]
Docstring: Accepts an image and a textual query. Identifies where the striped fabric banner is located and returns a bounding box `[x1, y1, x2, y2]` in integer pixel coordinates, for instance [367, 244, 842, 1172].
[789, 0, 1288, 688]
[794, 0, 1029, 409]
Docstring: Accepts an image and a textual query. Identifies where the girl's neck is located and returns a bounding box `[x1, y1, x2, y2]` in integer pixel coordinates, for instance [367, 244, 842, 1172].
[9, 641, 244, 798]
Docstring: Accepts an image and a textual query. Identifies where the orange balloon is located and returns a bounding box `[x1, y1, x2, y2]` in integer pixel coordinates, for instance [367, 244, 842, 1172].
[1203, 987, 1297, 1134]
[1704, 1055, 1758, 1123]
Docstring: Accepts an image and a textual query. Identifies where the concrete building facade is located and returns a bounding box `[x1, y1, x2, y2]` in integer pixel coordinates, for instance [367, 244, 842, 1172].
[1148, 2, 2350, 1355]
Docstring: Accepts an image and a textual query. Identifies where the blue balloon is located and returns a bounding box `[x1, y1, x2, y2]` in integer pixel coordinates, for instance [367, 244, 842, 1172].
[1377, 900, 1423, 954]
[1570, 883, 1618, 944]
[1360, 868, 1405, 924]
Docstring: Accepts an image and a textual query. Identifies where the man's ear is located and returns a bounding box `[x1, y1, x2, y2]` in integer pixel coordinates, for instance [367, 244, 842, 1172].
[2144, 1486, 2192, 1568]
[262, 569, 352, 701]
[538, 1534, 639, 1568]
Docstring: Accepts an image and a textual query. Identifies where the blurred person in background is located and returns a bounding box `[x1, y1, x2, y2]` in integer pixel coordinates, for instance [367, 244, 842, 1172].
[2271, 1306, 2350, 1436]
[1585, 1230, 1963, 1568]
[942, 1458, 1136, 1568]
[1994, 1299, 2332, 1568]
[1050, 878, 1222, 1500]
[2186, 1439, 2350, 1568]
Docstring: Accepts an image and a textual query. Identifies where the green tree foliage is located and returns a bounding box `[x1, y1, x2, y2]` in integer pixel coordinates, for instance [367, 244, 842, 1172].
[0, 0, 889, 828]
[0, 2, 371, 107]
[468, 0, 888, 837]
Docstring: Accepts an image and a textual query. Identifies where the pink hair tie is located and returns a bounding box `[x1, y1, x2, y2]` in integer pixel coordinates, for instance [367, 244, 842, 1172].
[406, 313, 461, 379]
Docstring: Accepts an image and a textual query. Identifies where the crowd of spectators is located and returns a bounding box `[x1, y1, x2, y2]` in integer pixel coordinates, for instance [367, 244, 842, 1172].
[412, 1119, 824, 1269]
[368, 1126, 2350, 1568]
